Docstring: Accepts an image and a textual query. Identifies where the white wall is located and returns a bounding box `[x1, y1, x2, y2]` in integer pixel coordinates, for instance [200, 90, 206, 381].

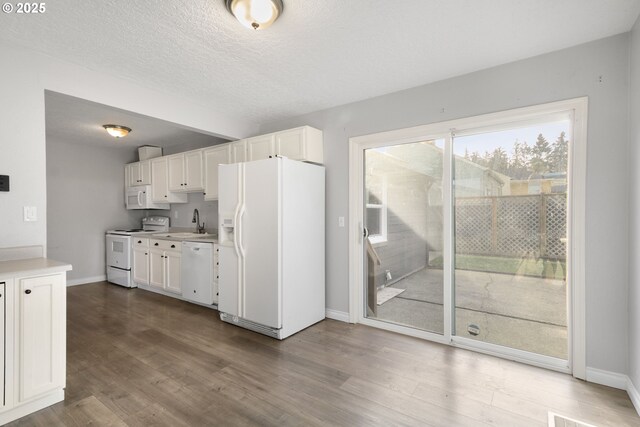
[260, 34, 631, 375]
[46, 139, 145, 282]
[0, 42, 257, 253]
[628, 16, 640, 393]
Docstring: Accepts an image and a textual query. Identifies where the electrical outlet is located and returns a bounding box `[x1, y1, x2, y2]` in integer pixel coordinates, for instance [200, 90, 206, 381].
[338, 216, 345, 227]
[174, 211, 178, 219]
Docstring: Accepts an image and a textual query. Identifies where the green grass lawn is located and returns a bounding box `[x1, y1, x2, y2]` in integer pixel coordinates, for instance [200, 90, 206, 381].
[430, 254, 566, 280]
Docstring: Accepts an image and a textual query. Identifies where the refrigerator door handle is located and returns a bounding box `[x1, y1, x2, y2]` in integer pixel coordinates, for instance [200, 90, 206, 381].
[237, 204, 246, 258]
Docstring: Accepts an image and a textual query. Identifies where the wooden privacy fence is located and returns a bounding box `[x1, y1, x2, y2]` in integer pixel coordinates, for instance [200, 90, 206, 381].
[454, 194, 567, 260]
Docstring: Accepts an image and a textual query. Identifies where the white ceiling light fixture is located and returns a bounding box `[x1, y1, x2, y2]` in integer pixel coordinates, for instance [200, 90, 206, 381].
[103, 124, 132, 138]
[225, 0, 283, 30]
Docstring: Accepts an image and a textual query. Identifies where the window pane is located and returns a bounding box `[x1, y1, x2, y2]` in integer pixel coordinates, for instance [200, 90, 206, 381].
[453, 121, 569, 359]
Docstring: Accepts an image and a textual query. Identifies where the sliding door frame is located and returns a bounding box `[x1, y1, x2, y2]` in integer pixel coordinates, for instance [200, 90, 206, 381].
[348, 97, 588, 379]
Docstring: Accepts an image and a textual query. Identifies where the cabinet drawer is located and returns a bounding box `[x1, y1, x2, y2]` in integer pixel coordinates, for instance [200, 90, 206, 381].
[149, 239, 182, 251]
[133, 238, 149, 248]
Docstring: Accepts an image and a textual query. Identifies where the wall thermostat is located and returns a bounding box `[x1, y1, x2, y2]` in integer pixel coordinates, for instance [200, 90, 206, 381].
[0, 175, 9, 192]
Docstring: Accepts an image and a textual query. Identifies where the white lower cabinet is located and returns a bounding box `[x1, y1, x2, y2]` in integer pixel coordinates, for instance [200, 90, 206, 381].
[17, 274, 65, 402]
[0, 271, 67, 425]
[137, 240, 182, 294]
[132, 238, 149, 283]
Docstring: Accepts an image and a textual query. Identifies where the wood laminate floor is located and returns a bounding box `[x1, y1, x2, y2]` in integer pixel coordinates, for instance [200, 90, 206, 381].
[8, 282, 640, 426]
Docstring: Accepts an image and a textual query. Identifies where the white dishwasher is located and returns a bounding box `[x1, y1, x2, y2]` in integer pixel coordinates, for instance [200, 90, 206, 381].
[181, 241, 218, 305]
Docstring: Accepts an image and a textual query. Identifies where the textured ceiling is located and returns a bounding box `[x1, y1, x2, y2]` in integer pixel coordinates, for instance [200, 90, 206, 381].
[3, 1, 640, 125]
[45, 91, 227, 149]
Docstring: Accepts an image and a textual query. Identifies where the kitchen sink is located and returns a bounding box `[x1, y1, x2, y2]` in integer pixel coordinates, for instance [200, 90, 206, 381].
[152, 232, 216, 239]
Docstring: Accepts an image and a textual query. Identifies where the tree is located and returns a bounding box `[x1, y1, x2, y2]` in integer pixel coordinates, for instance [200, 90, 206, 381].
[529, 133, 551, 176]
[508, 139, 531, 179]
[488, 147, 509, 175]
[548, 131, 569, 173]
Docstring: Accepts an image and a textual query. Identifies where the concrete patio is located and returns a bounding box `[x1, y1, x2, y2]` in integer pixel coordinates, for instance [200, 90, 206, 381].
[374, 267, 567, 359]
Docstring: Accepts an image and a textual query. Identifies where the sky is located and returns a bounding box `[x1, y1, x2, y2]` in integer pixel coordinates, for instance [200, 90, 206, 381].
[452, 120, 571, 157]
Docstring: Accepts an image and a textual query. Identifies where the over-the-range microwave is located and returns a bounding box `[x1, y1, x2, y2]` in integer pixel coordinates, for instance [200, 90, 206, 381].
[125, 185, 170, 210]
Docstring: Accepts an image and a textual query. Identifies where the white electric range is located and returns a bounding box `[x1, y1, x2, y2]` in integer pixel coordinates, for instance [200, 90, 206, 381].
[106, 216, 169, 287]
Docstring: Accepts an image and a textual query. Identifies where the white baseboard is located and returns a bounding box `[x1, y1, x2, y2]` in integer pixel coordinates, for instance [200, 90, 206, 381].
[585, 367, 628, 390]
[628, 377, 640, 416]
[325, 308, 350, 323]
[67, 275, 106, 286]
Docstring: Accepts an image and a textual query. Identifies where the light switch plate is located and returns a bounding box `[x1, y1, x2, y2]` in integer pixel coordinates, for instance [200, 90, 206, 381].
[338, 216, 345, 227]
[24, 206, 37, 222]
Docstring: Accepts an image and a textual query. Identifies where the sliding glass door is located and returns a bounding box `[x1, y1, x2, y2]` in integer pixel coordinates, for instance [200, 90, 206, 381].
[356, 105, 579, 370]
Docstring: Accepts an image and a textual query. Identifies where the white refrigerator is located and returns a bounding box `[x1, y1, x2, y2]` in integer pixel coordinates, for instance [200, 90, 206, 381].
[217, 157, 325, 339]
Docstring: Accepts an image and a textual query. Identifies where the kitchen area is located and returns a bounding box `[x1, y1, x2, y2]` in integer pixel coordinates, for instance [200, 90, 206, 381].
[47, 89, 326, 336]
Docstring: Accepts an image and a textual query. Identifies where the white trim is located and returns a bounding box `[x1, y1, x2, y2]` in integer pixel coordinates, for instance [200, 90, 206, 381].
[453, 336, 570, 373]
[66, 275, 106, 286]
[348, 137, 363, 323]
[325, 308, 350, 323]
[568, 99, 588, 380]
[627, 377, 640, 416]
[348, 97, 588, 378]
[585, 367, 628, 390]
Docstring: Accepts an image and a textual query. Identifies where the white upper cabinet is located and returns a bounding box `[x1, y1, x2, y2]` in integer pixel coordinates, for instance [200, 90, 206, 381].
[168, 150, 204, 192]
[247, 134, 275, 161]
[185, 151, 203, 190]
[276, 126, 323, 163]
[203, 144, 232, 201]
[127, 160, 151, 187]
[151, 158, 187, 204]
[231, 139, 247, 163]
[246, 126, 323, 164]
[168, 155, 184, 191]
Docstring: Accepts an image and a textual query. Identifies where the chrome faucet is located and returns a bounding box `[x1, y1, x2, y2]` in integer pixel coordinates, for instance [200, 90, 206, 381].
[192, 209, 205, 234]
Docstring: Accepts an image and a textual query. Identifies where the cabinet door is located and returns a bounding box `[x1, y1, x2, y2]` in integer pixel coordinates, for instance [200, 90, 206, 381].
[18, 274, 65, 403]
[151, 158, 169, 202]
[149, 249, 165, 289]
[184, 150, 204, 191]
[132, 247, 149, 285]
[168, 155, 185, 192]
[204, 145, 231, 200]
[275, 128, 305, 160]
[231, 139, 247, 163]
[247, 135, 275, 161]
[165, 251, 181, 294]
[139, 160, 152, 185]
[129, 162, 141, 186]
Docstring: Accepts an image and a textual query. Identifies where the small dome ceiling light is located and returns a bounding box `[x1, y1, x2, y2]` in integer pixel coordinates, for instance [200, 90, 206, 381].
[103, 124, 132, 138]
[225, 0, 283, 30]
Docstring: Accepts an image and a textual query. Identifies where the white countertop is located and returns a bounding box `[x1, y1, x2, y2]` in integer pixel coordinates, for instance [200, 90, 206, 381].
[0, 257, 72, 278]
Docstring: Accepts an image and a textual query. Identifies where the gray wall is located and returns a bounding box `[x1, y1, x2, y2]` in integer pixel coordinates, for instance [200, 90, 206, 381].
[163, 138, 229, 156]
[260, 34, 631, 375]
[47, 139, 145, 283]
[628, 16, 640, 392]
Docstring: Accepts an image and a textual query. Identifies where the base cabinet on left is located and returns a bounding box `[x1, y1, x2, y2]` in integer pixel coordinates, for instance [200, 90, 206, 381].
[0, 271, 67, 425]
